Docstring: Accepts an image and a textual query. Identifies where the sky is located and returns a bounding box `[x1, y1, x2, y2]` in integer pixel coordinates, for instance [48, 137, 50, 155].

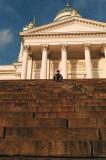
[0, 0, 106, 65]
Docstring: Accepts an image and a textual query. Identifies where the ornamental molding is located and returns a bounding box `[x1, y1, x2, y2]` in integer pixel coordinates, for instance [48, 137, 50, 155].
[20, 17, 106, 36]
[23, 45, 30, 52]
[0, 72, 15, 75]
[21, 32, 106, 39]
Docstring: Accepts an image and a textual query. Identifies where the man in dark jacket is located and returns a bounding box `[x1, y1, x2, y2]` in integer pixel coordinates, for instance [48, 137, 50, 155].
[53, 70, 63, 82]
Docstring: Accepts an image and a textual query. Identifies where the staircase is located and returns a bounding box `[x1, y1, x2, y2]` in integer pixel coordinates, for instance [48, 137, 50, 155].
[0, 79, 106, 160]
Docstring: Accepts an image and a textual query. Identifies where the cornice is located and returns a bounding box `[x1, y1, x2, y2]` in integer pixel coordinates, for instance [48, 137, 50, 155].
[22, 32, 106, 39]
[0, 70, 15, 72]
[20, 17, 106, 36]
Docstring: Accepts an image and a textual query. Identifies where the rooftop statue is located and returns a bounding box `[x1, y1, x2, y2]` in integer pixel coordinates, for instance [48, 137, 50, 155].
[71, 10, 77, 17]
[27, 22, 33, 29]
[26, 17, 39, 29]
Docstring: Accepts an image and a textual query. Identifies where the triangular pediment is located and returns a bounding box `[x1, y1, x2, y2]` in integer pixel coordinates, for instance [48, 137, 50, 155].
[20, 17, 106, 36]
[46, 23, 105, 32]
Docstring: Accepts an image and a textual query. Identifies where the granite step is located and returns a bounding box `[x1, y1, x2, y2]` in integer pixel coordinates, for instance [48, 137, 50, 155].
[68, 118, 106, 128]
[33, 111, 106, 119]
[0, 106, 75, 112]
[5, 127, 99, 141]
[0, 158, 105, 160]
[0, 139, 91, 157]
[0, 118, 68, 128]
[76, 106, 106, 112]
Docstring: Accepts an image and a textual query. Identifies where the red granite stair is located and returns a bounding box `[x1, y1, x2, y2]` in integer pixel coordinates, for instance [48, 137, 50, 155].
[0, 79, 106, 160]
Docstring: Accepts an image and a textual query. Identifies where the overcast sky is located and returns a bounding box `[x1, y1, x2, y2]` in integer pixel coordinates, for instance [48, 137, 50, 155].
[0, 0, 106, 65]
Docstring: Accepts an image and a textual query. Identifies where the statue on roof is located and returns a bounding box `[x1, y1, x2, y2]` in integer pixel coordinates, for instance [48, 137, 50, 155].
[26, 17, 39, 29]
[27, 22, 33, 29]
[71, 9, 77, 17]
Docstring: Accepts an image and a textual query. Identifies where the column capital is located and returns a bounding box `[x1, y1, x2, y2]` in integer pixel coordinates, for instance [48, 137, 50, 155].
[28, 55, 32, 60]
[23, 45, 30, 52]
[41, 44, 49, 52]
[83, 43, 91, 50]
[60, 44, 68, 51]
[102, 43, 106, 49]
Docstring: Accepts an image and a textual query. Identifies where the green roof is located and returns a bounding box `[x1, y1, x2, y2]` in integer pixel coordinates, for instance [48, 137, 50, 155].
[56, 8, 82, 16]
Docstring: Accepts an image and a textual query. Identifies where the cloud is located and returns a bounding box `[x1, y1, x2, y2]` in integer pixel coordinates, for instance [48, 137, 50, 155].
[0, 29, 13, 48]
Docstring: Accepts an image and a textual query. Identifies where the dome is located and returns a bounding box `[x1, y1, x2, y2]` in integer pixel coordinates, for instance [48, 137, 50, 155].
[54, 8, 82, 22]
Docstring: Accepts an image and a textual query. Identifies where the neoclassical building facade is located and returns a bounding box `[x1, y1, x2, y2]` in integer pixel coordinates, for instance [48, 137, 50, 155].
[0, 6, 106, 79]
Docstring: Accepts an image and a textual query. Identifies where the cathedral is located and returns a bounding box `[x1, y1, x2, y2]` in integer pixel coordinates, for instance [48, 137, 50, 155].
[0, 2, 106, 80]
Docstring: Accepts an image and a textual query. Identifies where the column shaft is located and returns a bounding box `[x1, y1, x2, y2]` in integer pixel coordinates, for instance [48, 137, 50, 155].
[102, 43, 106, 58]
[21, 45, 30, 79]
[47, 59, 50, 79]
[83, 44, 93, 78]
[27, 56, 32, 79]
[41, 45, 48, 79]
[61, 44, 68, 79]
[102, 43, 106, 78]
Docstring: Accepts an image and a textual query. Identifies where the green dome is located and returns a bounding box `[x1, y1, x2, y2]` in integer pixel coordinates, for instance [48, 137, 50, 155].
[54, 7, 82, 22]
[56, 8, 82, 17]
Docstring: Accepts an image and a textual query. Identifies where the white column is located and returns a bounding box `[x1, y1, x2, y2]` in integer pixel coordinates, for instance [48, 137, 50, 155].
[47, 59, 50, 79]
[102, 43, 106, 58]
[27, 56, 32, 79]
[61, 44, 68, 79]
[102, 43, 106, 78]
[41, 45, 48, 79]
[83, 44, 93, 79]
[21, 45, 30, 79]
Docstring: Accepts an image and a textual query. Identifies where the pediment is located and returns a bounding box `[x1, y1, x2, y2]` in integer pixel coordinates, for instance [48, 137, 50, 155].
[46, 23, 105, 32]
[20, 17, 106, 36]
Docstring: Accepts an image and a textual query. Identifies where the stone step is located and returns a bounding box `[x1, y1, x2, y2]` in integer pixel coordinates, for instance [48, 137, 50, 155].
[100, 128, 106, 140]
[1, 105, 106, 113]
[0, 111, 106, 119]
[68, 118, 98, 128]
[92, 141, 106, 157]
[1, 94, 105, 99]
[0, 118, 106, 128]
[76, 106, 106, 112]
[0, 158, 105, 160]
[68, 118, 106, 128]
[0, 112, 33, 119]
[0, 139, 91, 157]
[0, 87, 105, 93]
[98, 119, 106, 127]
[5, 127, 98, 141]
[0, 128, 4, 139]
[0, 98, 96, 103]
[33, 111, 106, 119]
[0, 118, 67, 128]
[0, 106, 75, 112]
